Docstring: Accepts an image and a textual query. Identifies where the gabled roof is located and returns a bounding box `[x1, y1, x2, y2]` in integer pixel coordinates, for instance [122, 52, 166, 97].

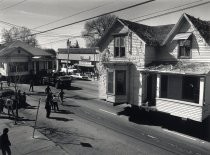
[163, 13, 210, 45]
[0, 41, 53, 57]
[58, 48, 97, 54]
[185, 13, 210, 41]
[118, 18, 174, 46]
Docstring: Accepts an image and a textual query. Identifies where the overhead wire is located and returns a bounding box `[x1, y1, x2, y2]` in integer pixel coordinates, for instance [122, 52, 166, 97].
[131, 0, 204, 21]
[0, 0, 28, 11]
[29, 0, 155, 36]
[134, 0, 210, 22]
[33, 2, 112, 30]
[38, 0, 210, 46]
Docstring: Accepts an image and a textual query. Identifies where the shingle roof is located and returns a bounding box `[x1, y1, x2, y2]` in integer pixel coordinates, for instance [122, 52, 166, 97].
[118, 18, 174, 46]
[0, 41, 52, 56]
[58, 48, 97, 54]
[185, 13, 210, 41]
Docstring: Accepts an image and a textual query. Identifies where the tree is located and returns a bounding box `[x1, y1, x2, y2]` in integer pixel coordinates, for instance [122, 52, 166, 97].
[82, 14, 117, 47]
[1, 27, 39, 47]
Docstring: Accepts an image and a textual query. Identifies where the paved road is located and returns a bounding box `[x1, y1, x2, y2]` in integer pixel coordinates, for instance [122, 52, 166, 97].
[18, 80, 210, 155]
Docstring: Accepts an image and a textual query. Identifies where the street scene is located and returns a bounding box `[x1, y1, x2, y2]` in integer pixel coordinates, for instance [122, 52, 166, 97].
[1, 0, 210, 155]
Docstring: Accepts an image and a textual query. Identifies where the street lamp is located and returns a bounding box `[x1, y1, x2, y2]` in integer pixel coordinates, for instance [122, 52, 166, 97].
[66, 39, 71, 74]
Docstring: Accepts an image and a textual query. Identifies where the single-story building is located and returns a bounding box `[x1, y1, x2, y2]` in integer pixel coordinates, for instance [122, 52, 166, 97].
[0, 41, 56, 81]
[57, 48, 99, 74]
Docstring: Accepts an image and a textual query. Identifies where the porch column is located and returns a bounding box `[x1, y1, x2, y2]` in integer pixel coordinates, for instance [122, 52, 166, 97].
[139, 73, 143, 105]
[156, 74, 161, 98]
[199, 77, 205, 105]
[34, 62, 36, 74]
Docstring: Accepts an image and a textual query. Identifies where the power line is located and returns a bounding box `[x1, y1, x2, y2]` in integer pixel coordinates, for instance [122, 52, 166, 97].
[30, 0, 155, 36]
[134, 0, 210, 22]
[39, 0, 210, 47]
[0, 20, 75, 38]
[33, 2, 111, 30]
[131, 0, 203, 21]
[0, 0, 28, 11]
[39, 35, 82, 46]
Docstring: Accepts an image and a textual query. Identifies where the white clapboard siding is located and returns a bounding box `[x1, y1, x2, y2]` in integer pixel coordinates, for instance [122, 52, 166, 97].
[156, 98, 203, 122]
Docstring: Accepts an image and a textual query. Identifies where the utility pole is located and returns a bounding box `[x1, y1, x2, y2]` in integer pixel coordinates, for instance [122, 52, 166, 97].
[66, 39, 71, 74]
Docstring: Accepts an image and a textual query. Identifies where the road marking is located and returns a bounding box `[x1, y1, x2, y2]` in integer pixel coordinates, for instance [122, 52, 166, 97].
[147, 135, 156, 139]
[99, 109, 117, 116]
[163, 129, 197, 141]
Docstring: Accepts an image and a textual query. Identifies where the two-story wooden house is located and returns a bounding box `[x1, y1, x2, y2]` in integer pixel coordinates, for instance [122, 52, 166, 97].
[97, 13, 210, 122]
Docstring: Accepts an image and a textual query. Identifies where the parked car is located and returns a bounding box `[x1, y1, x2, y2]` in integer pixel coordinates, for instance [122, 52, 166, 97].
[71, 73, 89, 80]
[41, 72, 72, 89]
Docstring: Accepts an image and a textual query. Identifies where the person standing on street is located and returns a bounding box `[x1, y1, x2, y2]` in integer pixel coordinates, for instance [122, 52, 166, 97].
[59, 89, 64, 104]
[45, 94, 51, 118]
[29, 79, 34, 92]
[0, 128, 11, 155]
[45, 85, 51, 94]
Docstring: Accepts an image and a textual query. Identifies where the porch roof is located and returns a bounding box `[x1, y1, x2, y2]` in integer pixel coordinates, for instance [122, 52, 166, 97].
[140, 61, 210, 75]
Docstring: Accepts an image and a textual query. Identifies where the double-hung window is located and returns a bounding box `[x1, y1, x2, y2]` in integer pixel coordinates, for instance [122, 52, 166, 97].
[178, 40, 191, 59]
[114, 36, 125, 57]
[173, 33, 192, 59]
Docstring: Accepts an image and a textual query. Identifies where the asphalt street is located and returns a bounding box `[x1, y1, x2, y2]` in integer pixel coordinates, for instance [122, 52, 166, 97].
[16, 80, 210, 155]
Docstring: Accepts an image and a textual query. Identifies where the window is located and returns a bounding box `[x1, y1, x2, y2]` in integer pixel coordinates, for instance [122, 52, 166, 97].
[182, 76, 199, 103]
[178, 40, 191, 59]
[9, 62, 28, 72]
[115, 70, 126, 95]
[48, 61, 52, 69]
[0, 63, 4, 69]
[107, 71, 114, 94]
[160, 75, 200, 103]
[114, 36, 125, 57]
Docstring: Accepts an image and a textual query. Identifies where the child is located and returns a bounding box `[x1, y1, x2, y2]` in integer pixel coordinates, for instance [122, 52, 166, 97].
[59, 89, 64, 104]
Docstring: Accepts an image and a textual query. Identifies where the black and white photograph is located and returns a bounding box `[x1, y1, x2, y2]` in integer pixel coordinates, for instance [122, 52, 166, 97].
[0, 0, 210, 154]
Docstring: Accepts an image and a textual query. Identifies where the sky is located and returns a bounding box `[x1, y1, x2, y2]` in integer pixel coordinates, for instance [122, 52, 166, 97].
[0, 0, 210, 51]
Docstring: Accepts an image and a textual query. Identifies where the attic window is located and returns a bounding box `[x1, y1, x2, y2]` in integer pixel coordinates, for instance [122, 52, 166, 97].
[173, 33, 192, 59]
[114, 36, 125, 57]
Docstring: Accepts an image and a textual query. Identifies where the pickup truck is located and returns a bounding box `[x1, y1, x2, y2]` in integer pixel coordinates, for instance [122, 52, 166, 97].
[42, 72, 72, 89]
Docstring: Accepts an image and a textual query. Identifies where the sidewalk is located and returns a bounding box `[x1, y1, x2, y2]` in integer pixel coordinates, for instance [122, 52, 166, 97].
[0, 114, 68, 155]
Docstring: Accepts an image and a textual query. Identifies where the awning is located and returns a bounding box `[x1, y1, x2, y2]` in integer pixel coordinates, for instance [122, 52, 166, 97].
[172, 33, 192, 40]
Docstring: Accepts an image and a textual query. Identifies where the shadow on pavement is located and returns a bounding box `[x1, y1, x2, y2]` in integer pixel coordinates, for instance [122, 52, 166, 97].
[54, 109, 74, 114]
[49, 116, 73, 122]
[63, 104, 80, 108]
[67, 95, 97, 100]
[67, 86, 82, 90]
[118, 106, 208, 141]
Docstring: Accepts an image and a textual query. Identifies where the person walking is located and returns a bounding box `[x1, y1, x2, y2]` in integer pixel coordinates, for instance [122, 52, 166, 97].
[45, 94, 51, 118]
[52, 95, 59, 111]
[45, 85, 51, 94]
[59, 89, 64, 104]
[6, 97, 14, 117]
[0, 128, 11, 155]
[0, 96, 4, 113]
[29, 79, 34, 92]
